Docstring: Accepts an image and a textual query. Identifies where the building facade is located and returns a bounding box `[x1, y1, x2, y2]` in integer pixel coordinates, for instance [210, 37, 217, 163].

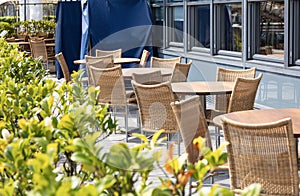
[150, 0, 300, 109]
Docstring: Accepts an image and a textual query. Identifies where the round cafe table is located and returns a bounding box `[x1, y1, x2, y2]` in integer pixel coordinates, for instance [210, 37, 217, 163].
[171, 81, 235, 111]
[213, 108, 300, 137]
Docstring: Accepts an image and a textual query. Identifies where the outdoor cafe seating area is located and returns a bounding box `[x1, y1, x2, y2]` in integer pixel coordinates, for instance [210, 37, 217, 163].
[53, 47, 300, 195]
[3, 17, 300, 196]
[1, 0, 300, 195]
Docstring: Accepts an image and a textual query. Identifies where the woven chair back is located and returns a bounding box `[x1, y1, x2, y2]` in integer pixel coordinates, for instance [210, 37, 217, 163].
[171, 96, 212, 163]
[132, 70, 163, 85]
[139, 49, 150, 68]
[171, 60, 192, 83]
[85, 55, 114, 86]
[89, 65, 126, 105]
[150, 56, 181, 69]
[55, 52, 71, 82]
[132, 81, 178, 134]
[95, 49, 122, 58]
[222, 117, 299, 195]
[228, 73, 262, 113]
[29, 39, 48, 62]
[215, 67, 256, 112]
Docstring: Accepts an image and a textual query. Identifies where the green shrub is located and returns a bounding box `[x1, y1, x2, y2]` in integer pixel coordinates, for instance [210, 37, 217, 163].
[0, 22, 14, 37]
[0, 16, 17, 24]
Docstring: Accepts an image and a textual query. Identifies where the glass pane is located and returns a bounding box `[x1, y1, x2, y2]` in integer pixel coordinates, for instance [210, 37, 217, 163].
[193, 5, 210, 48]
[258, 1, 284, 58]
[219, 3, 242, 52]
[153, 7, 164, 47]
[169, 6, 184, 43]
[168, 0, 183, 2]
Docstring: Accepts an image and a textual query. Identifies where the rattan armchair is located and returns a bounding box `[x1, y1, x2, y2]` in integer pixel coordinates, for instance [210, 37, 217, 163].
[85, 55, 114, 86]
[139, 49, 150, 68]
[132, 80, 181, 154]
[170, 60, 192, 83]
[55, 52, 71, 83]
[89, 65, 139, 142]
[222, 117, 299, 195]
[171, 96, 212, 163]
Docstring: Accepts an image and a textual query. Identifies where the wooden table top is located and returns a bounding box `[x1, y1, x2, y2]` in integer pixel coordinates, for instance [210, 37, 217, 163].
[74, 58, 140, 65]
[122, 67, 173, 80]
[171, 81, 235, 95]
[213, 108, 300, 137]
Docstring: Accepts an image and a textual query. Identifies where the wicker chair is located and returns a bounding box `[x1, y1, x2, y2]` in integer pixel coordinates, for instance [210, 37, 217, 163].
[207, 67, 257, 119]
[171, 96, 212, 163]
[85, 55, 114, 86]
[128, 70, 163, 104]
[150, 56, 182, 69]
[132, 70, 163, 85]
[29, 39, 51, 69]
[214, 73, 262, 147]
[96, 48, 122, 67]
[139, 49, 150, 68]
[132, 80, 181, 154]
[170, 60, 192, 83]
[89, 65, 139, 142]
[151, 56, 181, 81]
[95, 48, 122, 58]
[55, 52, 71, 83]
[227, 73, 262, 113]
[222, 117, 299, 195]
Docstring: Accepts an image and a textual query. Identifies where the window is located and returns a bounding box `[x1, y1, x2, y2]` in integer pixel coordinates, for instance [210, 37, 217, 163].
[150, 0, 300, 68]
[249, 1, 284, 61]
[189, 5, 210, 50]
[215, 3, 242, 54]
[152, 7, 164, 48]
[167, 6, 184, 45]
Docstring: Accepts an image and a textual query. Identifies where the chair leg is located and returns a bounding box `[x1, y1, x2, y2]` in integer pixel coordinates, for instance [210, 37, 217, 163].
[177, 133, 180, 155]
[215, 126, 220, 149]
[167, 134, 170, 149]
[125, 105, 129, 142]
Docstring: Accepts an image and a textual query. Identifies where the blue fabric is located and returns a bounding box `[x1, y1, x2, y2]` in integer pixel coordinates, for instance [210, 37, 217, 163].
[79, 0, 89, 76]
[87, 0, 153, 68]
[55, 1, 82, 79]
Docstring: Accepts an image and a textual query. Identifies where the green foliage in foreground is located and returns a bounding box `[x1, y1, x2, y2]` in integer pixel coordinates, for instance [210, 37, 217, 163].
[0, 38, 261, 195]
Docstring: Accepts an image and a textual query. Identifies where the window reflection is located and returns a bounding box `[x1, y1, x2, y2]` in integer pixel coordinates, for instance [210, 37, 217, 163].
[193, 5, 210, 48]
[219, 3, 242, 52]
[169, 6, 184, 43]
[258, 1, 284, 58]
[152, 7, 164, 47]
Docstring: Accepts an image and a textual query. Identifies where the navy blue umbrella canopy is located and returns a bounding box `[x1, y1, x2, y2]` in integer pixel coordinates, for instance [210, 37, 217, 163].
[55, 1, 82, 79]
[88, 0, 153, 68]
[55, 0, 153, 78]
